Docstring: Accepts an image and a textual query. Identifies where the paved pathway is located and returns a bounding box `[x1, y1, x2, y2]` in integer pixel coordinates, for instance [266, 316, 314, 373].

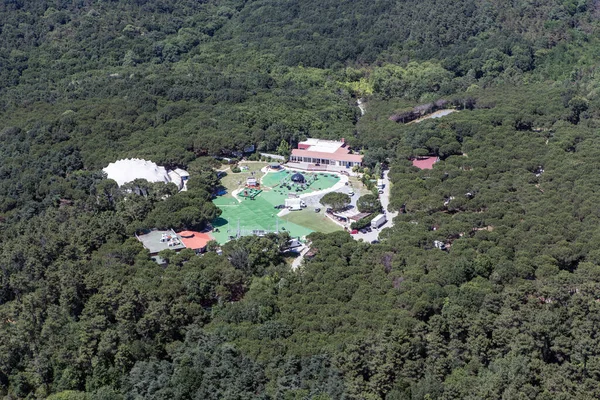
[351, 169, 398, 243]
[291, 244, 309, 270]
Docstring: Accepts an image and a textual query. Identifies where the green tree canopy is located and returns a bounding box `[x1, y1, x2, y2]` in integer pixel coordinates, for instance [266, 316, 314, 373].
[357, 194, 382, 213]
[320, 192, 351, 211]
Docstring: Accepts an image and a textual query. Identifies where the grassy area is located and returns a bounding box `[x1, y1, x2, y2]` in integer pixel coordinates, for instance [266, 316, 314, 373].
[211, 196, 314, 243]
[281, 211, 342, 234]
[217, 162, 268, 198]
[348, 176, 370, 197]
[211, 166, 343, 243]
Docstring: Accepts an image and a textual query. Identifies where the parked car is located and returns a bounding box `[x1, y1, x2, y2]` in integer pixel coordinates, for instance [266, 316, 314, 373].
[366, 227, 372, 232]
[371, 240, 380, 244]
[360, 228, 368, 234]
[315, 208, 321, 213]
[350, 229, 359, 234]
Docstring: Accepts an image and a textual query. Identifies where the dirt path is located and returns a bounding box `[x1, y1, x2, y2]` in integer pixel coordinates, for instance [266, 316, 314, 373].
[409, 109, 457, 124]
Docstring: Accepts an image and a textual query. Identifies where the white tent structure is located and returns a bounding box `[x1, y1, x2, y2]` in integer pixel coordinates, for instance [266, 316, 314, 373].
[285, 198, 306, 211]
[170, 168, 190, 191]
[103, 159, 187, 190]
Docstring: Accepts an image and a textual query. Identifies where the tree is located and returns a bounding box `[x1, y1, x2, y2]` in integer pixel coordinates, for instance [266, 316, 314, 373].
[357, 194, 382, 213]
[277, 139, 291, 158]
[320, 192, 351, 211]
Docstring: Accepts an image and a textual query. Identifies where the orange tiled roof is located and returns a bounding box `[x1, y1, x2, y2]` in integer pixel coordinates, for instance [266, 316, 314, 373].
[177, 231, 213, 250]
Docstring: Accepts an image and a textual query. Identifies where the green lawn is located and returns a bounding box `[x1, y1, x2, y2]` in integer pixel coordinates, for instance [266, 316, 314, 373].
[211, 195, 314, 243]
[281, 210, 342, 234]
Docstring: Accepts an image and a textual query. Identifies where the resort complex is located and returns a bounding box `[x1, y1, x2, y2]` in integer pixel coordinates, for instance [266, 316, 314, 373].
[115, 138, 388, 263]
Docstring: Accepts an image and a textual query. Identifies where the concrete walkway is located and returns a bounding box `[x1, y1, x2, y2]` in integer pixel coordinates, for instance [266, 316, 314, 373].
[297, 174, 349, 200]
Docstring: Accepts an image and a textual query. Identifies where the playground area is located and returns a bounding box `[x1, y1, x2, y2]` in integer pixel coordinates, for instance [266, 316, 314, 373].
[261, 170, 340, 193]
[210, 167, 343, 243]
[217, 162, 268, 199]
[238, 188, 262, 199]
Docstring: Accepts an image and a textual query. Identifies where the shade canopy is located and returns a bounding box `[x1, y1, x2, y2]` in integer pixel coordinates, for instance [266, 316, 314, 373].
[291, 172, 305, 183]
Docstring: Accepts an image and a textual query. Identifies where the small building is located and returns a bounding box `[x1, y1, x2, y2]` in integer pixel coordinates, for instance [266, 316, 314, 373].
[269, 162, 282, 170]
[174, 168, 190, 181]
[246, 177, 259, 187]
[168, 168, 190, 191]
[349, 212, 371, 222]
[282, 238, 303, 252]
[289, 138, 363, 168]
[136, 229, 186, 257]
[412, 156, 439, 170]
[433, 240, 447, 251]
[177, 230, 213, 254]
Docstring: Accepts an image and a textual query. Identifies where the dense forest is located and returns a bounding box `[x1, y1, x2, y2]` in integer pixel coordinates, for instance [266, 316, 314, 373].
[3, 0, 600, 398]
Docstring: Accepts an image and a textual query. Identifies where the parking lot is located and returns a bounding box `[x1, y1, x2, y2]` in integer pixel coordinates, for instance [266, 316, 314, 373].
[350, 169, 397, 243]
[350, 218, 390, 243]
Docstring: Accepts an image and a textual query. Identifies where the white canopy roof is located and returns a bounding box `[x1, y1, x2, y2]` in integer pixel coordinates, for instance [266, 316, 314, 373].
[103, 158, 171, 187]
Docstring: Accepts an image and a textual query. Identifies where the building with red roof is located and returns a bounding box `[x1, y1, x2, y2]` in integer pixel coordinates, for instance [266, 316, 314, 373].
[412, 156, 439, 170]
[177, 231, 213, 253]
[289, 138, 362, 168]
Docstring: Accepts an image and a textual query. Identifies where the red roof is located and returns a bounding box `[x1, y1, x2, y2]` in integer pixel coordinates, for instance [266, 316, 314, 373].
[177, 231, 213, 250]
[412, 157, 438, 170]
[291, 149, 363, 163]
